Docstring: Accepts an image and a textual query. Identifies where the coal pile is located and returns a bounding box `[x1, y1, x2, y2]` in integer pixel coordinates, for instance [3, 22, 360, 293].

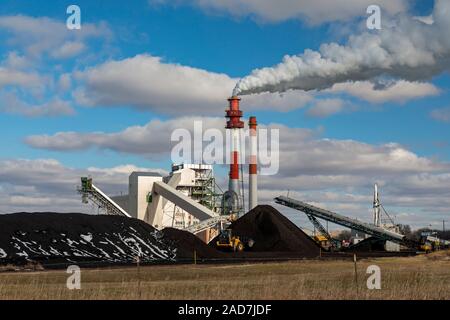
[0, 212, 176, 266]
[212, 205, 321, 258]
[344, 237, 387, 252]
[161, 228, 225, 260]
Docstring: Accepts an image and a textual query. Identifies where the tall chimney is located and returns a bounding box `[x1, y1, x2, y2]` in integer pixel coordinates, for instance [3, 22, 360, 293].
[226, 96, 244, 213]
[248, 116, 258, 210]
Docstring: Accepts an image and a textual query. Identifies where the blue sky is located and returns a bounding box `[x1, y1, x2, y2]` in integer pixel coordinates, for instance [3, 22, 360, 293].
[0, 0, 449, 229]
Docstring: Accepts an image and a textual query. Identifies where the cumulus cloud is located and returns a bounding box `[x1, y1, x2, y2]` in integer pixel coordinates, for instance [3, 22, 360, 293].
[150, 0, 407, 25]
[2, 51, 29, 69]
[0, 67, 42, 89]
[0, 15, 112, 58]
[0, 15, 113, 118]
[306, 99, 345, 118]
[329, 80, 440, 103]
[0, 158, 165, 213]
[0, 92, 75, 117]
[74, 55, 313, 115]
[234, 0, 450, 96]
[74, 55, 236, 115]
[25, 117, 225, 156]
[430, 107, 450, 123]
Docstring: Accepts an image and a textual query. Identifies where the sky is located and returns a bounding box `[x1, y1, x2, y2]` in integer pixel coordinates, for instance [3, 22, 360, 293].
[0, 0, 449, 231]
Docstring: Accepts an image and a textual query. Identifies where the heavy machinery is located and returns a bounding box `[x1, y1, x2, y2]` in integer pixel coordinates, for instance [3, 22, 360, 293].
[419, 231, 450, 252]
[216, 229, 254, 252]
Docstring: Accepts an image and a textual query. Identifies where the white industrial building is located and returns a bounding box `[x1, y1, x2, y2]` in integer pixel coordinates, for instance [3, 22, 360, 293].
[109, 163, 221, 242]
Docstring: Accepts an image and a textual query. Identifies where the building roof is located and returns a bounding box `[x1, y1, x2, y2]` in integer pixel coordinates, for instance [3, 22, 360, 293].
[130, 171, 162, 177]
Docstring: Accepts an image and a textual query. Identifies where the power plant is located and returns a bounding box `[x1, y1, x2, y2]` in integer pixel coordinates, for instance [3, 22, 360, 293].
[79, 96, 260, 244]
[0, 94, 448, 277]
[76, 95, 449, 255]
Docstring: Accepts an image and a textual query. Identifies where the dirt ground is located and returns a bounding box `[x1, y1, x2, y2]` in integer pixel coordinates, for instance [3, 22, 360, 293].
[0, 250, 448, 300]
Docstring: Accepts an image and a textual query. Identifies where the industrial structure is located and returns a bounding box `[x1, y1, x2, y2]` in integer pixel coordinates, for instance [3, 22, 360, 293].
[248, 116, 258, 211]
[79, 96, 260, 243]
[78, 95, 447, 253]
[79, 164, 225, 242]
[222, 96, 245, 217]
[274, 195, 408, 251]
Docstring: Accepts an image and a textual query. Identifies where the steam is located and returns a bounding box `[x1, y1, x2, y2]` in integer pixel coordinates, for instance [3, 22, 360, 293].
[233, 0, 450, 96]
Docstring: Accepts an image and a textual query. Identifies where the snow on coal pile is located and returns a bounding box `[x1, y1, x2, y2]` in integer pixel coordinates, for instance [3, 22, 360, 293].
[0, 212, 176, 266]
[218, 205, 320, 258]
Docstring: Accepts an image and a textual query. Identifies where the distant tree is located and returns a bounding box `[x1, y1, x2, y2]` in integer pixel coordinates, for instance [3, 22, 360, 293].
[336, 230, 351, 241]
[398, 224, 412, 237]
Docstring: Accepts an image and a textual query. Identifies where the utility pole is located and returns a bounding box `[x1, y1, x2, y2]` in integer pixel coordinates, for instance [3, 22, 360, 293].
[443, 220, 446, 232]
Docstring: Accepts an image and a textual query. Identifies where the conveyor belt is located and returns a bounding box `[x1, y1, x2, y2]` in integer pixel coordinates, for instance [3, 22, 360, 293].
[274, 195, 405, 244]
[79, 177, 131, 217]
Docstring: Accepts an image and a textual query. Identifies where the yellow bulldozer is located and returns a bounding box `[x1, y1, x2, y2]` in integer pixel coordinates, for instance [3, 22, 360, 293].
[216, 229, 253, 252]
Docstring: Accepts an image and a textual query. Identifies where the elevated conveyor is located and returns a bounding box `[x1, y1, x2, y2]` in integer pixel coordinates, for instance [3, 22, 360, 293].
[78, 177, 131, 217]
[152, 181, 217, 222]
[274, 196, 406, 244]
[184, 215, 230, 234]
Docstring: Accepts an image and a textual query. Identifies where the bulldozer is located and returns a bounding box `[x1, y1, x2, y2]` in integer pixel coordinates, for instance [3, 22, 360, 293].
[216, 229, 254, 252]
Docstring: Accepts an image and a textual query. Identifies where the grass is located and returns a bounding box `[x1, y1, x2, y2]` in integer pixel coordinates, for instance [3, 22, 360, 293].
[0, 251, 448, 300]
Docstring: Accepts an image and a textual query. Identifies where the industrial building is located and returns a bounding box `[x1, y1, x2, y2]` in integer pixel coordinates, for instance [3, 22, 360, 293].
[78, 96, 447, 253]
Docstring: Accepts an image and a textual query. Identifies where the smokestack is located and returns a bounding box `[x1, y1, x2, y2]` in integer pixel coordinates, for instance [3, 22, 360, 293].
[248, 116, 258, 210]
[226, 96, 244, 213]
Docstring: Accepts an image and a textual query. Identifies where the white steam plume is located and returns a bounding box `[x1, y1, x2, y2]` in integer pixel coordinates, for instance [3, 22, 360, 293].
[233, 0, 450, 96]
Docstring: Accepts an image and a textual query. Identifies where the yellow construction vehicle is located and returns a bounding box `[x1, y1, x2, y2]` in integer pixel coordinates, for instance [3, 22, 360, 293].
[314, 234, 329, 247]
[216, 229, 253, 252]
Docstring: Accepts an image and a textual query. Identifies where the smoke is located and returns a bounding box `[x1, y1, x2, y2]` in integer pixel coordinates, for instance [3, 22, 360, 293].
[233, 0, 450, 96]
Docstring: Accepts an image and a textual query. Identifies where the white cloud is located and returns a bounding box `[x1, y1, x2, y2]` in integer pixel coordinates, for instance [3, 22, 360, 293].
[0, 92, 75, 117]
[430, 107, 450, 123]
[74, 55, 313, 115]
[150, 0, 407, 25]
[2, 51, 29, 69]
[0, 15, 112, 58]
[74, 55, 236, 115]
[0, 158, 164, 213]
[0, 67, 42, 89]
[306, 98, 345, 117]
[25, 117, 448, 176]
[52, 41, 86, 59]
[329, 80, 440, 103]
[234, 0, 450, 96]
[25, 117, 225, 156]
[58, 73, 72, 92]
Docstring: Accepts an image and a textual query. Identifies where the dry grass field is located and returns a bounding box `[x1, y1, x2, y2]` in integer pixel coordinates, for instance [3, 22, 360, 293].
[0, 251, 448, 300]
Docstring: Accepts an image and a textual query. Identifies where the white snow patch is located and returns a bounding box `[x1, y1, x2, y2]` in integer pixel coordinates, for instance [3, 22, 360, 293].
[80, 234, 93, 242]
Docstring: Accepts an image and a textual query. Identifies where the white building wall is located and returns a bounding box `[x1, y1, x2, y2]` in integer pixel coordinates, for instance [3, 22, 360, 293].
[129, 173, 162, 220]
[128, 165, 215, 229]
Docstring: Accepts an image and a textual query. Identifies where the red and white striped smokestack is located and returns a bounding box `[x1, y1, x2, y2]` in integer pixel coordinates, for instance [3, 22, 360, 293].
[248, 116, 258, 210]
[226, 96, 244, 212]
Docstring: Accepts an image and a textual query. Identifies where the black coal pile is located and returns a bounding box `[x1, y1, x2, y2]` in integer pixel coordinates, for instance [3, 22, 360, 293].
[344, 237, 387, 252]
[211, 205, 321, 258]
[0, 212, 176, 266]
[161, 228, 225, 260]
